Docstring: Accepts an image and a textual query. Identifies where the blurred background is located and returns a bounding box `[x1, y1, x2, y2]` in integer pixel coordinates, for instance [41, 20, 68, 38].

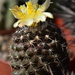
[0, 0, 75, 74]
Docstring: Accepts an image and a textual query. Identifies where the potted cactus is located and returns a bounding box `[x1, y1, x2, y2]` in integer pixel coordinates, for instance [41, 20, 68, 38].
[9, 0, 71, 75]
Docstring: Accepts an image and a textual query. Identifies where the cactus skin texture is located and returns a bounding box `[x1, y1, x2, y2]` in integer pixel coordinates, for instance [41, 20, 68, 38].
[10, 18, 69, 75]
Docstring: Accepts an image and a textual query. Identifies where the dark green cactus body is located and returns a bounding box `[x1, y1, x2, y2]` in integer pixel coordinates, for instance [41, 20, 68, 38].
[10, 18, 69, 75]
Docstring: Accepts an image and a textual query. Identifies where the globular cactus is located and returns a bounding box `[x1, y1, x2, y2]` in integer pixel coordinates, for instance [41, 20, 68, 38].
[9, 0, 69, 75]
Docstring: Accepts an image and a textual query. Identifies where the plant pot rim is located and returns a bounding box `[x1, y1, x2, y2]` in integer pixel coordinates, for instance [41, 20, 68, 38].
[0, 60, 12, 75]
[0, 28, 16, 35]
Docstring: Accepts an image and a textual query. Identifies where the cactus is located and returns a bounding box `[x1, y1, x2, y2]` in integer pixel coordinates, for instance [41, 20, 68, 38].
[9, 0, 69, 75]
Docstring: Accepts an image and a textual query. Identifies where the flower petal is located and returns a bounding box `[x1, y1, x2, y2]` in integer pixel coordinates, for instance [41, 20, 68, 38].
[18, 22, 25, 27]
[13, 21, 20, 28]
[9, 6, 21, 19]
[24, 18, 33, 26]
[10, 6, 24, 19]
[20, 5, 26, 13]
[36, 15, 46, 22]
[40, 0, 50, 11]
[42, 12, 53, 19]
[29, 0, 38, 4]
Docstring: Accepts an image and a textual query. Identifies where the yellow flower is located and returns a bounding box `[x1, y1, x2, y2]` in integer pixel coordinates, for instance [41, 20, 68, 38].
[10, 0, 53, 28]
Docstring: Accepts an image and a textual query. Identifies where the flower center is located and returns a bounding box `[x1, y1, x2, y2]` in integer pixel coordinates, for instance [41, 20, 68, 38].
[26, 2, 36, 18]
